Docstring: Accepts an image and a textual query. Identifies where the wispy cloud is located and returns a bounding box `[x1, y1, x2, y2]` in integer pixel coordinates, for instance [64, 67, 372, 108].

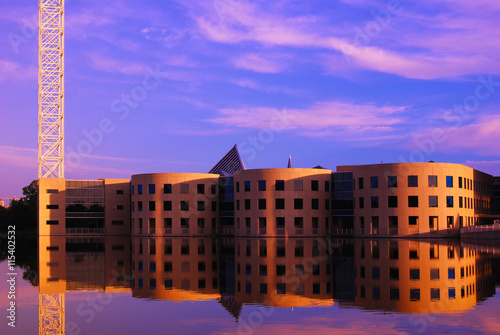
[0, 145, 36, 168]
[0, 60, 36, 82]
[232, 53, 287, 73]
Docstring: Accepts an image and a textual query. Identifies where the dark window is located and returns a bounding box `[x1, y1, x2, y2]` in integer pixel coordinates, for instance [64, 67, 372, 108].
[46, 189, 58, 193]
[390, 287, 400, 300]
[410, 289, 420, 301]
[244, 181, 251, 192]
[431, 288, 440, 301]
[358, 178, 364, 189]
[244, 199, 251, 210]
[149, 201, 156, 211]
[449, 287, 456, 299]
[259, 265, 267, 276]
[388, 196, 398, 208]
[372, 267, 380, 279]
[258, 199, 266, 210]
[311, 198, 319, 210]
[277, 283, 286, 295]
[149, 184, 155, 194]
[180, 201, 189, 211]
[275, 198, 285, 210]
[163, 201, 172, 211]
[46, 204, 59, 209]
[311, 180, 319, 191]
[260, 283, 268, 294]
[116, 190, 124, 195]
[180, 218, 189, 228]
[211, 201, 217, 211]
[197, 184, 205, 194]
[408, 196, 418, 208]
[46, 220, 59, 225]
[446, 176, 453, 188]
[276, 265, 286, 276]
[359, 197, 364, 208]
[429, 196, 438, 207]
[409, 269, 420, 280]
[258, 180, 266, 191]
[408, 175, 418, 187]
[389, 268, 399, 280]
[372, 286, 380, 300]
[164, 218, 172, 228]
[294, 217, 303, 228]
[197, 201, 205, 211]
[236, 182, 240, 192]
[448, 268, 455, 279]
[163, 184, 172, 194]
[430, 269, 439, 280]
[388, 176, 397, 188]
[276, 217, 285, 228]
[409, 216, 419, 226]
[459, 177, 463, 188]
[325, 181, 330, 192]
[275, 180, 285, 191]
[294, 198, 303, 210]
[138, 201, 142, 211]
[371, 196, 379, 208]
[447, 196, 454, 208]
[370, 176, 378, 188]
[137, 184, 143, 194]
[428, 175, 438, 187]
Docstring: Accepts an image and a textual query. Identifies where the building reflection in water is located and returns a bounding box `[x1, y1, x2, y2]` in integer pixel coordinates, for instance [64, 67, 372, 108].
[38, 236, 497, 334]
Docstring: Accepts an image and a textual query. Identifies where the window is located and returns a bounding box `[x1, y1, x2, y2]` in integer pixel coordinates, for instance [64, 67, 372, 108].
[359, 197, 364, 209]
[294, 198, 303, 210]
[370, 176, 378, 188]
[390, 287, 400, 301]
[259, 217, 266, 229]
[447, 216, 454, 228]
[371, 196, 379, 208]
[358, 178, 364, 189]
[244, 181, 251, 192]
[372, 267, 380, 279]
[197, 201, 205, 211]
[410, 289, 420, 301]
[164, 218, 172, 229]
[149, 201, 156, 211]
[389, 216, 398, 228]
[429, 216, 438, 229]
[428, 175, 438, 187]
[429, 196, 438, 207]
[459, 197, 463, 208]
[258, 180, 266, 191]
[259, 265, 267, 276]
[180, 201, 189, 211]
[408, 175, 418, 187]
[245, 264, 252, 275]
[325, 199, 330, 210]
[116, 190, 124, 195]
[236, 182, 240, 192]
[459, 177, 463, 188]
[389, 268, 399, 280]
[325, 181, 330, 192]
[138, 201, 143, 211]
[408, 196, 418, 208]
[276, 217, 285, 228]
[431, 288, 440, 301]
[163, 201, 172, 211]
[388, 176, 397, 188]
[311, 180, 319, 191]
[211, 201, 217, 211]
[311, 198, 319, 210]
[449, 287, 456, 299]
[197, 184, 205, 194]
[275, 198, 285, 210]
[46, 220, 59, 225]
[211, 184, 217, 195]
[409, 216, 419, 226]
[447, 196, 454, 208]
[258, 199, 266, 210]
[260, 283, 268, 294]
[112, 220, 124, 226]
[138, 184, 143, 194]
[430, 269, 439, 280]
[388, 196, 398, 208]
[180, 184, 189, 194]
[294, 217, 303, 228]
[275, 180, 285, 191]
[47, 189, 58, 193]
[244, 199, 251, 210]
[448, 268, 455, 279]
[276, 265, 286, 276]
[46, 205, 59, 209]
[294, 180, 303, 191]
[149, 184, 155, 194]
[276, 283, 286, 295]
[409, 269, 420, 280]
[163, 184, 172, 194]
[446, 176, 453, 188]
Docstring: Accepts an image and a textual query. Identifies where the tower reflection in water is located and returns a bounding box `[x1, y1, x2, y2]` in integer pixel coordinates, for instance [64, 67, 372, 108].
[38, 237, 497, 333]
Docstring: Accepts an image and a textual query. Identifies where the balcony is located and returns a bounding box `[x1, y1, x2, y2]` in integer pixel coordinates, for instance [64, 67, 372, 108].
[294, 228, 303, 235]
[276, 228, 285, 235]
[259, 228, 266, 235]
[389, 228, 398, 235]
[181, 228, 190, 234]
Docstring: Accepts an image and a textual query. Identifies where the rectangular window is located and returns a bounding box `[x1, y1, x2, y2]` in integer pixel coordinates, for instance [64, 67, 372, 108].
[294, 198, 303, 210]
[359, 197, 364, 208]
[428, 175, 438, 187]
[431, 288, 440, 301]
[180, 218, 189, 228]
[275, 198, 285, 210]
[211, 201, 217, 211]
[410, 289, 420, 301]
[46, 189, 58, 193]
[244, 199, 251, 210]
[358, 178, 364, 189]
[325, 199, 330, 210]
[294, 180, 303, 191]
[244, 181, 251, 192]
[408, 196, 418, 208]
[447, 196, 454, 208]
[447, 216, 454, 228]
[236, 182, 240, 192]
[180, 184, 189, 194]
[46, 220, 59, 225]
[389, 267, 399, 280]
[389, 216, 398, 228]
[164, 218, 172, 228]
[371, 196, 379, 208]
[149, 184, 155, 194]
[370, 176, 378, 188]
[429, 196, 438, 207]
[449, 287, 456, 299]
[388, 196, 398, 208]
[112, 220, 124, 225]
[258, 180, 266, 191]
[311, 180, 319, 191]
[197, 201, 205, 211]
[311, 198, 319, 210]
[446, 176, 453, 188]
[46, 204, 59, 209]
[409, 268, 420, 280]
[276, 217, 285, 228]
[372, 267, 380, 279]
[149, 201, 156, 211]
[275, 180, 285, 191]
[429, 216, 438, 229]
[211, 184, 217, 195]
[388, 176, 397, 188]
[390, 287, 400, 301]
[138, 201, 143, 211]
[163, 201, 172, 211]
[325, 180, 330, 192]
[180, 201, 189, 211]
[163, 184, 172, 194]
[448, 268, 455, 279]
[138, 184, 143, 194]
[197, 184, 205, 194]
[409, 216, 419, 226]
[258, 199, 266, 210]
[294, 217, 303, 228]
[404, 175, 417, 188]
[459, 177, 463, 188]
[459, 197, 463, 208]
[116, 190, 124, 195]
[430, 268, 439, 280]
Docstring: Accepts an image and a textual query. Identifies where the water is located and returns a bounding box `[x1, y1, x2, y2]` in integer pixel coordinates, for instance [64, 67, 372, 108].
[2, 236, 500, 334]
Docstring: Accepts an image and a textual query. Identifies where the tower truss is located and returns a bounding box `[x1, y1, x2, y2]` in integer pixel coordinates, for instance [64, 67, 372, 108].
[39, 294, 65, 335]
[38, 0, 64, 178]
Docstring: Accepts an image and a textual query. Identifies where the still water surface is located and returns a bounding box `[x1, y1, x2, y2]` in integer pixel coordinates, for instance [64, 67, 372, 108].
[2, 237, 500, 334]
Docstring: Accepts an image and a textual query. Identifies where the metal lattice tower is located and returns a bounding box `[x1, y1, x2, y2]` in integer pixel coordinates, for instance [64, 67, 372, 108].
[38, 0, 64, 178]
[39, 294, 65, 335]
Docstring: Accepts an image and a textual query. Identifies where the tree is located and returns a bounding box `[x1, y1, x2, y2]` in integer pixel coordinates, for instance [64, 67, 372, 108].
[0, 180, 38, 233]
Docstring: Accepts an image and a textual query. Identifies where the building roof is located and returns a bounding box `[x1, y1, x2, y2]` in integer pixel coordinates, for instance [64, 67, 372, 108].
[219, 295, 243, 321]
[209, 145, 246, 176]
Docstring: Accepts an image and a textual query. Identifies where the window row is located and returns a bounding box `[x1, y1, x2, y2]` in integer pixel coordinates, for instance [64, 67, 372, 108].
[237, 217, 329, 230]
[357, 175, 488, 191]
[132, 183, 217, 195]
[236, 263, 329, 277]
[237, 281, 331, 295]
[358, 285, 474, 301]
[135, 260, 218, 273]
[236, 198, 330, 211]
[236, 179, 330, 192]
[133, 240, 217, 255]
[359, 244, 474, 260]
[359, 215, 478, 230]
[136, 217, 217, 230]
[359, 266, 475, 281]
[135, 277, 218, 291]
[358, 195, 467, 209]
[133, 200, 217, 212]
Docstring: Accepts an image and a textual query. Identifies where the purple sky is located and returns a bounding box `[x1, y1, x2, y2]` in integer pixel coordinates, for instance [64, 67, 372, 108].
[1, 0, 500, 199]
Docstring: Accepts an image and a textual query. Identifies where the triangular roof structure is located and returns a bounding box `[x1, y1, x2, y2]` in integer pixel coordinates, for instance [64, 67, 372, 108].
[287, 155, 293, 168]
[218, 296, 243, 321]
[209, 144, 246, 176]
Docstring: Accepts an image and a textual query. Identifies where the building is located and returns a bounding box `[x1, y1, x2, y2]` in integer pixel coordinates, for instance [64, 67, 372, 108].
[39, 146, 498, 238]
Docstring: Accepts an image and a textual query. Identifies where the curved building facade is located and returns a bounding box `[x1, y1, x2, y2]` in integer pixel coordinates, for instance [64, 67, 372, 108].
[337, 163, 493, 237]
[233, 168, 332, 237]
[131, 173, 220, 236]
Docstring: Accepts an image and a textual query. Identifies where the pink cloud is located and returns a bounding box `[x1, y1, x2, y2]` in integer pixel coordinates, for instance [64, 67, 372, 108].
[232, 53, 287, 73]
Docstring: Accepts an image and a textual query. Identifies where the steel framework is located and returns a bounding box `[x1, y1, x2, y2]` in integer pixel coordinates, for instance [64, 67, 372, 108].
[39, 294, 65, 335]
[38, 0, 64, 178]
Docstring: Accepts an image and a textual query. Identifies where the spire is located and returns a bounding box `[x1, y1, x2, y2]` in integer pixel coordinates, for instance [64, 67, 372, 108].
[287, 155, 293, 168]
[209, 144, 246, 176]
